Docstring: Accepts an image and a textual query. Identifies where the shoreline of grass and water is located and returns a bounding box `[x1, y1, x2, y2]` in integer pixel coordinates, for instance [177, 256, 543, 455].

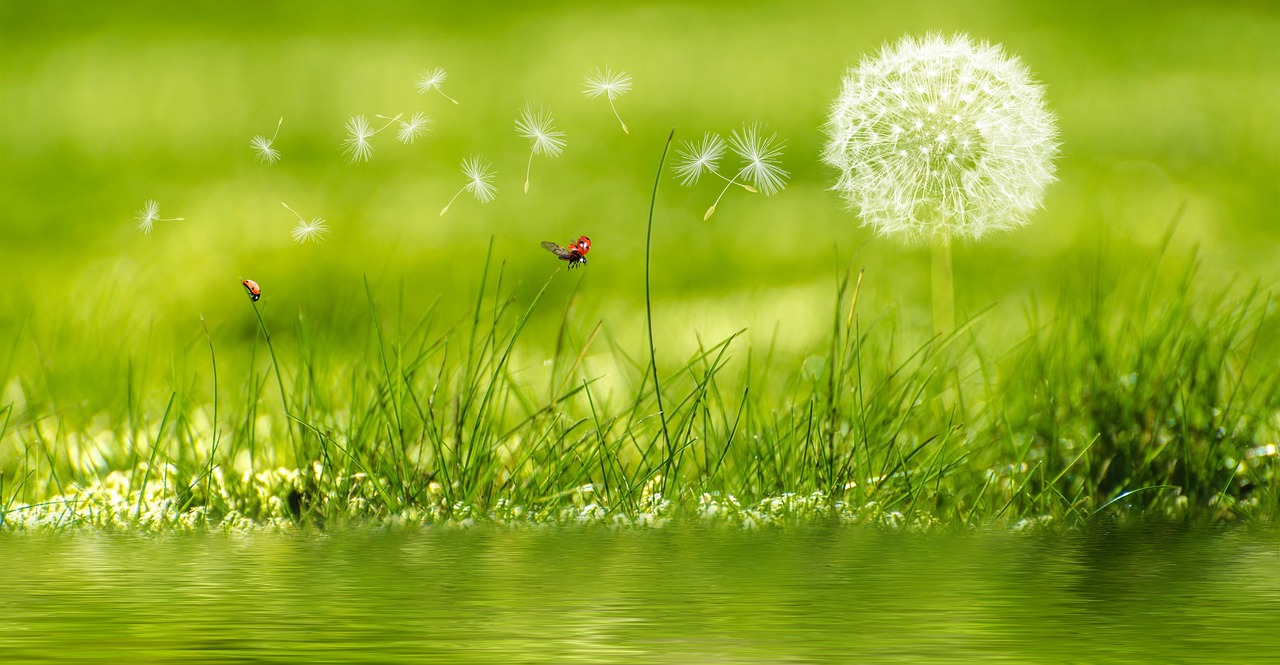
[4, 470, 1277, 533]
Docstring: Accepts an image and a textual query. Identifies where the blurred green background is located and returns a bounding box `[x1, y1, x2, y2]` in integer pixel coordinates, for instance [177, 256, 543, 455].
[2, 0, 1277, 416]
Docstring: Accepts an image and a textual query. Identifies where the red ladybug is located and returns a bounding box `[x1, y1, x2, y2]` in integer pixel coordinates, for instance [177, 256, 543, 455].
[540, 235, 591, 269]
[242, 278, 262, 301]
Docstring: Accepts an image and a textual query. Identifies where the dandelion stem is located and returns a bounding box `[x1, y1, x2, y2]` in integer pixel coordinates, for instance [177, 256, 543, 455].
[281, 202, 304, 223]
[711, 170, 757, 193]
[270, 117, 283, 142]
[372, 114, 404, 134]
[524, 150, 535, 193]
[931, 233, 955, 336]
[441, 188, 465, 216]
[608, 98, 628, 134]
[705, 174, 743, 220]
[441, 90, 460, 105]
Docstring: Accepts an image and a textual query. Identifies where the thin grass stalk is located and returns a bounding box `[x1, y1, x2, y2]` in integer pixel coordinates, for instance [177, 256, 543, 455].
[249, 299, 297, 461]
[364, 276, 411, 500]
[646, 130, 676, 483]
[134, 392, 175, 522]
[197, 316, 219, 512]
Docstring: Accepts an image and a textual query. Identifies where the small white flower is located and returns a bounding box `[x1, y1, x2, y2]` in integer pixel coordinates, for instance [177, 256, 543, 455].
[729, 123, 789, 196]
[396, 112, 432, 145]
[250, 117, 283, 164]
[673, 132, 726, 186]
[134, 199, 184, 234]
[583, 67, 632, 134]
[342, 116, 375, 164]
[416, 66, 459, 105]
[283, 202, 330, 244]
[515, 104, 566, 192]
[441, 155, 497, 215]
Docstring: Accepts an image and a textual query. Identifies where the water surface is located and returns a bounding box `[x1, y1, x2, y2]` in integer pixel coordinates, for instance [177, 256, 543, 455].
[2, 522, 1277, 663]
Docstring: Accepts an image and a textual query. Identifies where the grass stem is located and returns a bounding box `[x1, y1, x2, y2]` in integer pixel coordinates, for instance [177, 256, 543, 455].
[646, 130, 676, 477]
[250, 298, 298, 460]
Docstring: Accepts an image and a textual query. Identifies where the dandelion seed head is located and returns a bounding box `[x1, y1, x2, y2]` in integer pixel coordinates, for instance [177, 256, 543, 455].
[673, 133, 726, 186]
[250, 135, 280, 164]
[823, 32, 1059, 243]
[583, 67, 632, 100]
[515, 104, 566, 157]
[342, 115, 374, 163]
[461, 155, 497, 203]
[729, 123, 789, 196]
[397, 112, 432, 145]
[291, 217, 331, 244]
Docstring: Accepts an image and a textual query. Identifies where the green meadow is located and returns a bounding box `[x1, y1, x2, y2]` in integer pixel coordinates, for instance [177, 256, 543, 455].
[1, 0, 1277, 529]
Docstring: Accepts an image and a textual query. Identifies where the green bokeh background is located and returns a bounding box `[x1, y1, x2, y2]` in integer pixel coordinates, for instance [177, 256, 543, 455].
[2, 0, 1277, 410]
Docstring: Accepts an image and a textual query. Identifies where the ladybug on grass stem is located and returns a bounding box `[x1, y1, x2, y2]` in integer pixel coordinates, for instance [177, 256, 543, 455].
[242, 279, 262, 302]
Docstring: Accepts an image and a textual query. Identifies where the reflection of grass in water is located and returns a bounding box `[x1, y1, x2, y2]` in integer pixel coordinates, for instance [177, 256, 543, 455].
[1, 208, 1276, 529]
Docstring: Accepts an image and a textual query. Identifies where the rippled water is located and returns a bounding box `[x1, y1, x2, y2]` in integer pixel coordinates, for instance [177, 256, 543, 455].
[2, 522, 1277, 663]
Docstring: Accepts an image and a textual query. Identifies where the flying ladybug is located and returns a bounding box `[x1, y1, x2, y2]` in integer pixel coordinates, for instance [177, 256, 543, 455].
[242, 278, 262, 301]
[540, 235, 591, 269]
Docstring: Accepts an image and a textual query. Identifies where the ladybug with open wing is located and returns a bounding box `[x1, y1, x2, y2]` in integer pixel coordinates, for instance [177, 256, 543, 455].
[540, 235, 591, 269]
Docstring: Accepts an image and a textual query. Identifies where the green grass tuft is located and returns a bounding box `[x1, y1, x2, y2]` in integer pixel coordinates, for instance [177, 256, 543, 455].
[2, 225, 1275, 530]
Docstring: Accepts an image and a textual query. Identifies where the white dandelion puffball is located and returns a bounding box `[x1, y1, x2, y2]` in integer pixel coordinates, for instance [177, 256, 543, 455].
[823, 33, 1058, 243]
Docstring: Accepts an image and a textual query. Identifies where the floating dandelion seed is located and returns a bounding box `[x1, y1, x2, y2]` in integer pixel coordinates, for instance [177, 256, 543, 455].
[673, 133, 727, 186]
[729, 123, 789, 196]
[282, 202, 330, 244]
[515, 104, 566, 193]
[583, 67, 631, 134]
[440, 155, 497, 216]
[674, 123, 786, 220]
[342, 116, 375, 163]
[250, 117, 283, 164]
[342, 113, 402, 164]
[134, 199, 184, 234]
[416, 67, 459, 105]
[822, 32, 1059, 333]
[395, 112, 432, 145]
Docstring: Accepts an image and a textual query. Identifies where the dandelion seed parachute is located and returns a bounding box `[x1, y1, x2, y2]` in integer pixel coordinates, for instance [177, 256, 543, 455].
[342, 116, 375, 164]
[583, 67, 632, 133]
[397, 112, 432, 145]
[134, 199, 184, 234]
[516, 104, 566, 192]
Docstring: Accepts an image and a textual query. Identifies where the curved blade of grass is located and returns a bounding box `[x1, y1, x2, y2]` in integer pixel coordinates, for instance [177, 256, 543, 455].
[645, 130, 676, 481]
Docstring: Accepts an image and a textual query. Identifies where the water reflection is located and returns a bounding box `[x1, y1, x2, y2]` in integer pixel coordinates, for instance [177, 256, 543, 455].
[1, 523, 1277, 663]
